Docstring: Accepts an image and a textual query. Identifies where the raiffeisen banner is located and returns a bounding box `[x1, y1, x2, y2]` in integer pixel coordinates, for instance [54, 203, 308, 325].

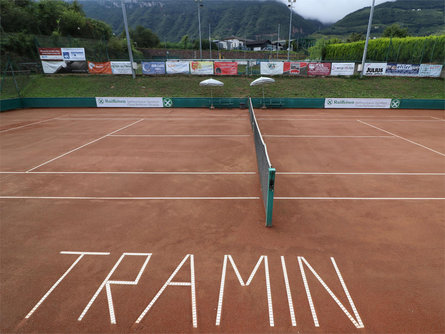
[166, 61, 190, 74]
[96, 97, 164, 108]
[325, 98, 392, 109]
[190, 61, 214, 75]
[214, 62, 238, 75]
[142, 62, 166, 75]
[260, 62, 284, 75]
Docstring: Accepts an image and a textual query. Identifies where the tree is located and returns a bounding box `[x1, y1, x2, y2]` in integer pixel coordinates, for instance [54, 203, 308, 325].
[347, 33, 365, 43]
[383, 24, 409, 38]
[130, 26, 160, 48]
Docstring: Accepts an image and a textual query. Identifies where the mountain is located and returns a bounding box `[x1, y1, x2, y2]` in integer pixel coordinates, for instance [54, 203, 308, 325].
[79, 0, 324, 42]
[321, 0, 445, 37]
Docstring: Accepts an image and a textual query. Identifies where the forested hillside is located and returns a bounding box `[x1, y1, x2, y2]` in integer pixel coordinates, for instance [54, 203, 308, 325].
[80, 0, 323, 42]
[322, 0, 444, 37]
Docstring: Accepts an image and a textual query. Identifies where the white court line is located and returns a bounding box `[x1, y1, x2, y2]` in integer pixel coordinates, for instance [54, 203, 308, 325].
[358, 119, 444, 122]
[0, 116, 62, 133]
[258, 118, 441, 122]
[358, 120, 445, 157]
[26, 119, 144, 172]
[277, 172, 445, 175]
[263, 135, 394, 138]
[110, 134, 250, 137]
[57, 118, 140, 121]
[56, 117, 247, 121]
[257, 115, 435, 118]
[0, 196, 260, 200]
[275, 197, 445, 200]
[0, 171, 256, 175]
[430, 117, 444, 120]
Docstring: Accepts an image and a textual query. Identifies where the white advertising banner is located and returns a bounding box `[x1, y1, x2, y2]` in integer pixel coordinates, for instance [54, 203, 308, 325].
[363, 63, 387, 76]
[418, 64, 443, 77]
[166, 61, 190, 74]
[260, 62, 284, 75]
[96, 97, 164, 108]
[61, 48, 86, 61]
[325, 98, 392, 109]
[331, 63, 355, 76]
[42, 61, 66, 74]
[111, 61, 132, 75]
[190, 61, 214, 75]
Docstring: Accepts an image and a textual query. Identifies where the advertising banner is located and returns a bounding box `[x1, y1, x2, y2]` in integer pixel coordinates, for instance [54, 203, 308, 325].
[308, 62, 331, 76]
[283, 62, 308, 75]
[42, 61, 88, 74]
[214, 62, 238, 75]
[331, 63, 355, 76]
[88, 61, 112, 74]
[260, 62, 284, 75]
[111, 61, 132, 75]
[190, 61, 214, 75]
[166, 61, 190, 74]
[61, 48, 86, 61]
[39, 48, 63, 60]
[142, 62, 166, 75]
[418, 64, 443, 77]
[96, 97, 164, 108]
[386, 63, 420, 77]
[325, 98, 392, 109]
[363, 63, 387, 76]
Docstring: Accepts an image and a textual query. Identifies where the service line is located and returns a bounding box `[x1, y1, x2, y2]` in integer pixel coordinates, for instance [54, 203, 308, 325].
[0, 116, 64, 133]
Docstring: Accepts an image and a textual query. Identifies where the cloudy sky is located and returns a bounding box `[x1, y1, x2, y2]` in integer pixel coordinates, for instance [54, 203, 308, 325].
[278, 0, 395, 24]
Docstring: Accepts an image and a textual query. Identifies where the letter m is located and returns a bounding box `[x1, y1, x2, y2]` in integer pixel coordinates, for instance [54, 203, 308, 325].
[215, 255, 274, 327]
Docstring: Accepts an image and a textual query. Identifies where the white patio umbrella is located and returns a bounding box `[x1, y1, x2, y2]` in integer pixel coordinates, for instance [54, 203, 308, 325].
[199, 78, 224, 109]
[250, 77, 275, 108]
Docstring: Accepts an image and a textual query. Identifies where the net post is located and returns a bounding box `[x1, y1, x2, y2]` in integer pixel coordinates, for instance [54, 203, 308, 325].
[265, 168, 275, 227]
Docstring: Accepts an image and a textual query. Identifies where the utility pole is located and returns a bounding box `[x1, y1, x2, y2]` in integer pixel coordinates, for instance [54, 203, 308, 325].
[121, 0, 135, 79]
[277, 23, 280, 59]
[287, 0, 296, 61]
[195, 0, 203, 59]
[209, 24, 212, 59]
[360, 0, 376, 78]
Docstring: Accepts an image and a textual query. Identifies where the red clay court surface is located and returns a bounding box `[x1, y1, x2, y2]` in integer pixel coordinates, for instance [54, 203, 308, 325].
[0, 107, 444, 334]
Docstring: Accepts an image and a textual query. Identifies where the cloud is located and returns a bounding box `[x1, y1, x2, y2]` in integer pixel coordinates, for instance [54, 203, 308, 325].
[278, 0, 395, 24]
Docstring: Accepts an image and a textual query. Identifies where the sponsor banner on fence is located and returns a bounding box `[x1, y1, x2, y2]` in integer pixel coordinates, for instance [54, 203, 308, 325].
[386, 63, 420, 77]
[142, 62, 166, 75]
[190, 61, 214, 75]
[325, 98, 393, 109]
[260, 62, 284, 75]
[42, 61, 88, 74]
[418, 64, 443, 77]
[111, 61, 132, 75]
[331, 63, 355, 76]
[166, 61, 190, 74]
[364, 63, 387, 76]
[88, 61, 112, 74]
[283, 62, 308, 75]
[61, 48, 86, 61]
[96, 97, 164, 108]
[308, 62, 331, 76]
[214, 62, 238, 75]
[39, 48, 63, 60]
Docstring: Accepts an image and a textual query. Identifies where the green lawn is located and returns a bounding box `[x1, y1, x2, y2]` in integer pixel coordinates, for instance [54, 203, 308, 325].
[2, 74, 444, 99]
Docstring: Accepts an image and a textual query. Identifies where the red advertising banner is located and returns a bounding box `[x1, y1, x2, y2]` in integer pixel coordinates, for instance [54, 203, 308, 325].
[88, 61, 112, 74]
[308, 62, 331, 76]
[214, 62, 238, 75]
[283, 62, 308, 75]
[38, 48, 62, 60]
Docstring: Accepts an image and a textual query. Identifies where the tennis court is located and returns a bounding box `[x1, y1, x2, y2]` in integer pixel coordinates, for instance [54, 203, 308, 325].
[1, 105, 444, 333]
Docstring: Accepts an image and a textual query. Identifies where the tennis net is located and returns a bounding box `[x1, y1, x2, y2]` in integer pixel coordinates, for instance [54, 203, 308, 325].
[248, 98, 275, 227]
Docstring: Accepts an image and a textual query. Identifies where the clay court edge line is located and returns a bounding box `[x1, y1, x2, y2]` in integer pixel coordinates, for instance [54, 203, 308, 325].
[275, 197, 445, 200]
[358, 120, 445, 157]
[0, 196, 260, 200]
[110, 134, 251, 137]
[25, 119, 144, 172]
[0, 171, 257, 175]
[277, 172, 445, 175]
[0, 115, 65, 133]
[257, 118, 444, 122]
[263, 135, 395, 138]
